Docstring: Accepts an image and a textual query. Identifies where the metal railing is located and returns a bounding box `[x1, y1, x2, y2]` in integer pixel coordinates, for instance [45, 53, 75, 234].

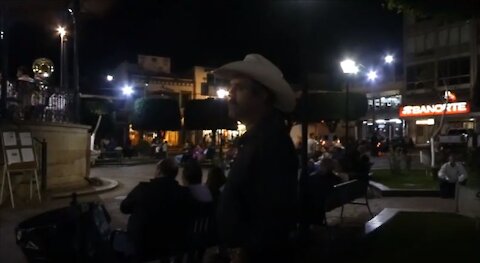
[2, 81, 73, 123]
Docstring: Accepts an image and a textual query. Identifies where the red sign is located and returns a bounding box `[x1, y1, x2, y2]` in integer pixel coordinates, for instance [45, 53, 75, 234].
[399, 102, 470, 117]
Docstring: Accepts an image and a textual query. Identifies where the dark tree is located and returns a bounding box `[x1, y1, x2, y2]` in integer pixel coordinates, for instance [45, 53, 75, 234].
[384, 0, 480, 18]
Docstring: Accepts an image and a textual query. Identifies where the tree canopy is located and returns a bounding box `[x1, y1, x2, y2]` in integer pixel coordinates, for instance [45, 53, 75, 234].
[384, 0, 480, 18]
[184, 98, 237, 130]
[131, 98, 181, 131]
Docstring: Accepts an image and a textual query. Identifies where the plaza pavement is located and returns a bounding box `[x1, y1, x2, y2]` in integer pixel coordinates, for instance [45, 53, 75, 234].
[0, 163, 456, 262]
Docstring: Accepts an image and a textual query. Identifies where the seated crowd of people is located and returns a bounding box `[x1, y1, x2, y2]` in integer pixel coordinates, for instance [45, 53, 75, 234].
[302, 141, 373, 226]
[113, 157, 227, 262]
[307, 141, 372, 184]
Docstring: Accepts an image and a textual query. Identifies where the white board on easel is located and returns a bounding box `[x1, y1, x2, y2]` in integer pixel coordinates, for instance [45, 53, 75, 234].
[1, 131, 37, 171]
[1, 130, 41, 208]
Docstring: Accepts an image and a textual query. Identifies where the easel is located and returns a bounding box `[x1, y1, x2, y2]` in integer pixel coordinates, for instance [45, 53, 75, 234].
[1, 130, 41, 208]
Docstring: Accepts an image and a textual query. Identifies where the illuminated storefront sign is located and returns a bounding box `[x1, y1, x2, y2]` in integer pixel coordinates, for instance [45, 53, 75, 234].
[399, 102, 469, 117]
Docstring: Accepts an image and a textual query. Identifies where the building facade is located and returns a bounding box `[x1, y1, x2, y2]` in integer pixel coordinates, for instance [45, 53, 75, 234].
[110, 54, 244, 148]
[111, 55, 216, 147]
[402, 14, 479, 144]
[351, 81, 404, 141]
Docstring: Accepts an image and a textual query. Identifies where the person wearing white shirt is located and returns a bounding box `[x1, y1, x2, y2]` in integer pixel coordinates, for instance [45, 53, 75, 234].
[438, 155, 468, 198]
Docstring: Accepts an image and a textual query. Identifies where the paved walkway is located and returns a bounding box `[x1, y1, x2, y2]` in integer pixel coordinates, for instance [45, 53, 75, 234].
[0, 163, 456, 262]
[370, 152, 424, 170]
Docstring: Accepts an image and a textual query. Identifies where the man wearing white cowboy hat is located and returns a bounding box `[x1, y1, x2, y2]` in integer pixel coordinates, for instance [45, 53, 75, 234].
[215, 54, 298, 263]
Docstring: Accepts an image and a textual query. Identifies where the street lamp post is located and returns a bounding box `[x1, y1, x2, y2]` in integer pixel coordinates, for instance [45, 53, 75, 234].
[340, 59, 359, 146]
[0, 8, 8, 116]
[69, 1, 80, 122]
[57, 26, 66, 90]
[367, 69, 378, 137]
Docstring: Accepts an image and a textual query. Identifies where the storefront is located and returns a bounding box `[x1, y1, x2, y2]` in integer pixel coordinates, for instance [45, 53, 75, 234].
[359, 94, 405, 140]
[201, 122, 247, 145]
[399, 101, 475, 145]
[361, 118, 405, 140]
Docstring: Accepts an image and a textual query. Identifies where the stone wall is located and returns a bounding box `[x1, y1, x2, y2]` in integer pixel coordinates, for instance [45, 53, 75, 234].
[1, 121, 91, 191]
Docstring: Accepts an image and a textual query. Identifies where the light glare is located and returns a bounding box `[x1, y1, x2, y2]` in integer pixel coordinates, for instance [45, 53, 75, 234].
[340, 59, 359, 74]
[367, 70, 378, 81]
[57, 26, 66, 37]
[122, 85, 134, 96]
[216, 88, 229, 99]
[385, 55, 394, 64]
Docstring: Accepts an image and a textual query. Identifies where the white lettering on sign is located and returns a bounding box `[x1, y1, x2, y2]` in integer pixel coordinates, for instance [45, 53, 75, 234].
[399, 102, 469, 117]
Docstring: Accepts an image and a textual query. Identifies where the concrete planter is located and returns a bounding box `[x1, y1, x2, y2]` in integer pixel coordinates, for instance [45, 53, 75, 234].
[457, 185, 480, 218]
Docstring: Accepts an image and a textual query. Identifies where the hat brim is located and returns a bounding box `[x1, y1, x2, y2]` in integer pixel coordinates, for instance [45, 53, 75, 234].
[214, 61, 296, 113]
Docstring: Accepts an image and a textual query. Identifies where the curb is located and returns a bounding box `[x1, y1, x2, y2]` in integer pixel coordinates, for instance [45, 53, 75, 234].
[369, 181, 440, 197]
[51, 177, 119, 199]
[94, 159, 158, 166]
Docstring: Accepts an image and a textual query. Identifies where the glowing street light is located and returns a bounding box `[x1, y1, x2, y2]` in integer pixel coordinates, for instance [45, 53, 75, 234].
[340, 59, 359, 74]
[106, 75, 114, 82]
[340, 58, 359, 145]
[367, 70, 378, 82]
[56, 26, 66, 38]
[384, 54, 394, 64]
[122, 85, 134, 96]
[216, 88, 229, 99]
[57, 26, 67, 90]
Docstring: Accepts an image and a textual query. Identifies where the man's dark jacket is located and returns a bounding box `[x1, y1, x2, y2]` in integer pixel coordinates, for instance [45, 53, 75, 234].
[217, 112, 298, 248]
[120, 177, 193, 255]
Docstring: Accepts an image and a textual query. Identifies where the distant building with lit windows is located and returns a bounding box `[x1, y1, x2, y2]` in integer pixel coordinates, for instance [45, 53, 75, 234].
[110, 54, 219, 147]
[350, 80, 405, 141]
[107, 54, 246, 148]
[402, 14, 479, 144]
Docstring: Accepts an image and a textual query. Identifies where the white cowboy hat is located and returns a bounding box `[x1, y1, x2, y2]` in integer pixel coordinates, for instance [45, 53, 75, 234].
[213, 54, 296, 113]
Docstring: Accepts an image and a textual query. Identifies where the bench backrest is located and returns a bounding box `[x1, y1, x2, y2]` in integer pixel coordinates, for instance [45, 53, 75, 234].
[324, 179, 367, 211]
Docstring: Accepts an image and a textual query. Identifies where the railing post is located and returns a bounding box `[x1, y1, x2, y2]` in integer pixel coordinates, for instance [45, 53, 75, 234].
[41, 139, 47, 191]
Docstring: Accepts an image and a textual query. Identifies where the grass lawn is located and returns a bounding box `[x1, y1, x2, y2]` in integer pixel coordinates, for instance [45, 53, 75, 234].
[371, 169, 438, 189]
[362, 212, 480, 263]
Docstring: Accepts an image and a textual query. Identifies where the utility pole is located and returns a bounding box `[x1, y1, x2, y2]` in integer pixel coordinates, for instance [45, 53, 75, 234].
[0, 7, 8, 117]
[69, 0, 80, 122]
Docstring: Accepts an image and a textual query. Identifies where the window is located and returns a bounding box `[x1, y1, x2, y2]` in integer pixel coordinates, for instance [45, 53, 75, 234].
[460, 24, 470, 43]
[406, 63, 435, 90]
[425, 32, 435, 50]
[438, 57, 470, 86]
[407, 37, 415, 54]
[415, 35, 425, 53]
[368, 99, 373, 109]
[439, 29, 448, 47]
[449, 27, 459, 45]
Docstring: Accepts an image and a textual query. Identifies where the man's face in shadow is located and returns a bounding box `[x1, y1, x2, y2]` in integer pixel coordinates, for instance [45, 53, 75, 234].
[228, 77, 268, 122]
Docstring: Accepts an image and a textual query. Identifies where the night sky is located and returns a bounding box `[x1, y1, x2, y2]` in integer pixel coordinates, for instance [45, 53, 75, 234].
[4, 0, 402, 91]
